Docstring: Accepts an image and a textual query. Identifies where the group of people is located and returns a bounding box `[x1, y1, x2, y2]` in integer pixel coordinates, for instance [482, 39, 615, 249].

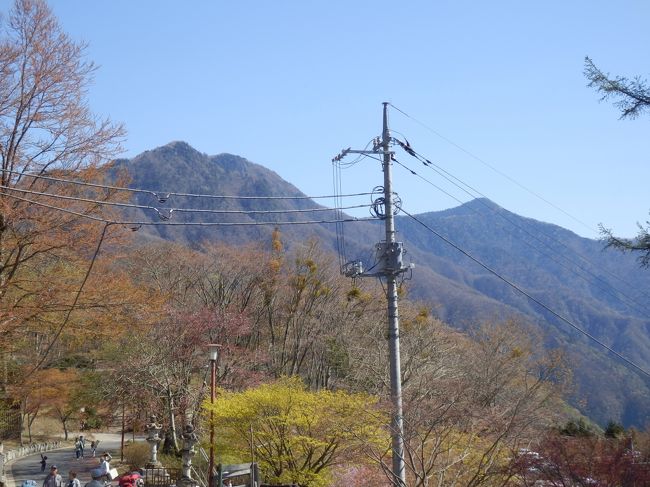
[42, 467, 80, 487]
[74, 437, 99, 459]
[39, 451, 113, 487]
[41, 462, 142, 487]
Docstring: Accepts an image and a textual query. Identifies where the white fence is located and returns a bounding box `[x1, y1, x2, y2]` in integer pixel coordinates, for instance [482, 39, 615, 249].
[0, 441, 61, 487]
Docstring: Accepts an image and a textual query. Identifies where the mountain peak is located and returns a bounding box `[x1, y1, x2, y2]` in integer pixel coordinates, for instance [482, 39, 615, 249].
[155, 140, 201, 156]
[456, 197, 502, 214]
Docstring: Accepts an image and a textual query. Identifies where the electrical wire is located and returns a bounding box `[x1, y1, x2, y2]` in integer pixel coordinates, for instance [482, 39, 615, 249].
[392, 155, 650, 318]
[26, 222, 112, 377]
[0, 185, 374, 217]
[400, 206, 650, 380]
[334, 138, 376, 168]
[392, 141, 650, 317]
[3, 169, 374, 202]
[388, 102, 598, 236]
[331, 138, 383, 271]
[393, 129, 650, 304]
[0, 191, 379, 227]
[392, 157, 465, 206]
[333, 156, 347, 270]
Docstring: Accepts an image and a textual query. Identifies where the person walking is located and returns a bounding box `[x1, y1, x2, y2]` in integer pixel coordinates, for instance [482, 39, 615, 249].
[78, 436, 85, 458]
[100, 452, 112, 470]
[39, 454, 48, 472]
[74, 440, 82, 460]
[43, 465, 62, 487]
[90, 441, 96, 457]
[98, 452, 113, 481]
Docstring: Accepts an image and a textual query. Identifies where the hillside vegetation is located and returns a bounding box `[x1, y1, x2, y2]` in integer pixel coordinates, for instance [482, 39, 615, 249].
[115, 142, 650, 428]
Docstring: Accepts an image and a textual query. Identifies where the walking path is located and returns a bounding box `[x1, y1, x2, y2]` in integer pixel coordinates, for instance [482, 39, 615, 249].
[5, 433, 124, 487]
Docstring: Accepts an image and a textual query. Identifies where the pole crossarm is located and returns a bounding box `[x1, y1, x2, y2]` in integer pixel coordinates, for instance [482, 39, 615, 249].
[332, 148, 394, 162]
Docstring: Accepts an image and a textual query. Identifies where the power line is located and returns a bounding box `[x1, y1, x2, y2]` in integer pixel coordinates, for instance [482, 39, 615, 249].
[0, 191, 379, 227]
[388, 103, 598, 236]
[391, 155, 650, 318]
[1, 185, 374, 217]
[331, 139, 385, 271]
[333, 155, 348, 270]
[4, 169, 373, 202]
[26, 222, 113, 377]
[400, 207, 650, 381]
[392, 127, 650, 305]
[392, 138, 650, 317]
[392, 157, 465, 206]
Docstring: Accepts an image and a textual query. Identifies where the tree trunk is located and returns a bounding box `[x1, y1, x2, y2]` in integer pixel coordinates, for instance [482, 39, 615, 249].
[164, 387, 178, 454]
[19, 409, 25, 446]
[62, 416, 69, 440]
[26, 411, 38, 444]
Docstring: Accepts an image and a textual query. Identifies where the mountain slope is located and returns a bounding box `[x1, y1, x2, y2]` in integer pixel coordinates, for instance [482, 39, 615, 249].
[394, 199, 650, 426]
[113, 141, 344, 248]
[115, 142, 650, 427]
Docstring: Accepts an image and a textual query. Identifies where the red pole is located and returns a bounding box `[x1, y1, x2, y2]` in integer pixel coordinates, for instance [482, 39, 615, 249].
[209, 357, 216, 487]
[121, 402, 125, 462]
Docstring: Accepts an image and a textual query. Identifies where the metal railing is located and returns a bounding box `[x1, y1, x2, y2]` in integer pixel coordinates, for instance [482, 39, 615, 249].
[189, 465, 207, 487]
[141, 467, 181, 487]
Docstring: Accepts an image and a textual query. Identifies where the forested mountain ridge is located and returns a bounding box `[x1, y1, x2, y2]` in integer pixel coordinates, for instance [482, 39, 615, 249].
[112, 141, 340, 247]
[117, 141, 650, 427]
[395, 200, 650, 427]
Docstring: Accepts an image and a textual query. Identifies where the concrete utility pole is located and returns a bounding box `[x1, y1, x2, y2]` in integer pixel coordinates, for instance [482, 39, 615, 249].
[380, 102, 406, 486]
[332, 102, 409, 486]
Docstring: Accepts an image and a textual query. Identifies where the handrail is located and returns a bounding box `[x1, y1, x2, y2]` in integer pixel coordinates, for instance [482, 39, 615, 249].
[197, 447, 218, 475]
[189, 466, 207, 487]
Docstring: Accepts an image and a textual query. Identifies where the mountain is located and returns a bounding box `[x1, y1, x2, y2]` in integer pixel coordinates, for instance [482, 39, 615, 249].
[115, 141, 650, 427]
[112, 141, 342, 247]
[394, 199, 650, 427]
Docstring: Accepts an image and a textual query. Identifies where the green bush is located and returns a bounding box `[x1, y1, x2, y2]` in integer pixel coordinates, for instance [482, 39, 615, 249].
[158, 452, 181, 469]
[83, 407, 103, 430]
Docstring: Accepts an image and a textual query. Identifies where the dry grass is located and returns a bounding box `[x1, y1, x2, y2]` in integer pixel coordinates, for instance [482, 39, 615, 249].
[122, 442, 150, 469]
[3, 416, 79, 449]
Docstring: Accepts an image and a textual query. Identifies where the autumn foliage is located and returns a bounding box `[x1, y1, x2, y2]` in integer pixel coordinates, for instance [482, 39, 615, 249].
[1, 4, 649, 487]
[205, 376, 387, 487]
[510, 431, 650, 486]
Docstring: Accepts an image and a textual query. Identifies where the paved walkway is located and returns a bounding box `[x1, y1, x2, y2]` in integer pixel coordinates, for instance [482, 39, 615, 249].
[6, 433, 124, 487]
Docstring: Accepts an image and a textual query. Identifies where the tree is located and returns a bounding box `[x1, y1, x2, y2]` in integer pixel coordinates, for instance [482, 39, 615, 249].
[0, 0, 125, 358]
[11, 367, 82, 440]
[109, 306, 256, 454]
[604, 420, 625, 439]
[205, 376, 388, 487]
[559, 418, 596, 438]
[353, 317, 568, 487]
[510, 431, 650, 486]
[584, 57, 650, 120]
[9, 367, 50, 443]
[584, 57, 650, 264]
[600, 222, 650, 268]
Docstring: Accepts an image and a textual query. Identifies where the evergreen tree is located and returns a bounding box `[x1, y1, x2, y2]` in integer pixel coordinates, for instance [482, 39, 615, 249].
[604, 420, 626, 439]
[584, 57, 650, 265]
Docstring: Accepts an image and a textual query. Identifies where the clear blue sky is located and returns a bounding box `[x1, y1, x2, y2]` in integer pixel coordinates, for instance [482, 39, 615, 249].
[23, 0, 650, 238]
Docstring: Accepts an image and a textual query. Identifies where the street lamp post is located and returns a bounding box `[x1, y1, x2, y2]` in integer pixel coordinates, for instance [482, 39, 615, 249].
[207, 344, 221, 487]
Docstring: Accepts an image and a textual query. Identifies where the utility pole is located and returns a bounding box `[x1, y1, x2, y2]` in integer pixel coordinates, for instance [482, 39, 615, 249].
[333, 102, 410, 486]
